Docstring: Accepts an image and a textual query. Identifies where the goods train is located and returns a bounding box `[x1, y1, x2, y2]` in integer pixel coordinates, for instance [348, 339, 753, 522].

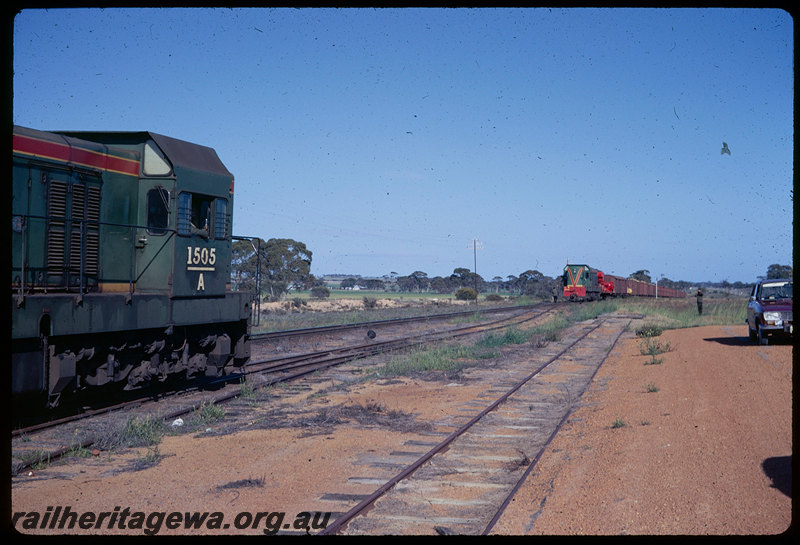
[562, 263, 687, 301]
[12, 125, 253, 406]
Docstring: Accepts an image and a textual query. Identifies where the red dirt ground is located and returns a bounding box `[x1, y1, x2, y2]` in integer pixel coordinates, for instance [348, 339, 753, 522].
[11, 323, 793, 535]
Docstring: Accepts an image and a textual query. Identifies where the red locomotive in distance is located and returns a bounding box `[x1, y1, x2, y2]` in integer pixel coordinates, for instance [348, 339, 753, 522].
[562, 263, 686, 301]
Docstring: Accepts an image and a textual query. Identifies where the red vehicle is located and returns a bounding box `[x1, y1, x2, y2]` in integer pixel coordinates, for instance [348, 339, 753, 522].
[746, 279, 793, 345]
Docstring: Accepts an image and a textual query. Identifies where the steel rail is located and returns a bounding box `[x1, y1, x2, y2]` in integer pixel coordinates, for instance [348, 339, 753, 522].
[243, 303, 554, 372]
[319, 317, 606, 535]
[249, 303, 539, 341]
[481, 318, 633, 534]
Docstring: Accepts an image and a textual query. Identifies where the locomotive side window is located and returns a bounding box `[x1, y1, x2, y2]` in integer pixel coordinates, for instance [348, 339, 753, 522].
[146, 187, 170, 235]
[177, 192, 221, 238]
[142, 140, 172, 176]
[177, 192, 191, 235]
[214, 198, 228, 239]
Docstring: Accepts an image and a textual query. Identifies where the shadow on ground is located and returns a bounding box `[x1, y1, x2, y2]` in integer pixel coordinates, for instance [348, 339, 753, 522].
[762, 456, 792, 498]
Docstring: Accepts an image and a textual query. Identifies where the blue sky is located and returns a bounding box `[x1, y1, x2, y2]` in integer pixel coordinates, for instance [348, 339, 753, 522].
[13, 7, 793, 283]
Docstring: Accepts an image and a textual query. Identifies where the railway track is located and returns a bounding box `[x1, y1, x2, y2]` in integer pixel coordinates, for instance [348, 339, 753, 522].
[242, 304, 552, 379]
[12, 305, 537, 437]
[249, 303, 538, 342]
[11, 304, 557, 474]
[316, 314, 633, 535]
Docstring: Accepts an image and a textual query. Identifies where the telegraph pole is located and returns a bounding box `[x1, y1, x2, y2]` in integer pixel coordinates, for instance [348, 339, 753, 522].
[473, 239, 478, 303]
[470, 238, 483, 305]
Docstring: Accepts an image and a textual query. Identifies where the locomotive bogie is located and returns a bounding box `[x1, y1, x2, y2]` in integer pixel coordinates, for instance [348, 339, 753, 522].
[13, 318, 248, 405]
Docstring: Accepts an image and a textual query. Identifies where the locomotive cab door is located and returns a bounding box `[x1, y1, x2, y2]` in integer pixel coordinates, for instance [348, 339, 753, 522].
[133, 137, 179, 293]
[134, 179, 175, 293]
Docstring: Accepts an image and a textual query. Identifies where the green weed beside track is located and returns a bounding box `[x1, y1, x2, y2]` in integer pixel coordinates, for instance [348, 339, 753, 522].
[372, 296, 747, 378]
[595, 297, 747, 330]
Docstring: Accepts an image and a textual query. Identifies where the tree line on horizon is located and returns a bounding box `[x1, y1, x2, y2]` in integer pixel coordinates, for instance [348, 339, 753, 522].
[230, 237, 791, 300]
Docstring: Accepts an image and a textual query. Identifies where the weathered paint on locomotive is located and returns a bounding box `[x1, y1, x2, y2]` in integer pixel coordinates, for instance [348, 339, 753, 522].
[562, 264, 607, 301]
[12, 126, 251, 404]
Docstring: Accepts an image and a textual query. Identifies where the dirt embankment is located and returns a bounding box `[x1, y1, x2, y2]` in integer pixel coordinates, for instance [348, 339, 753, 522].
[492, 324, 792, 535]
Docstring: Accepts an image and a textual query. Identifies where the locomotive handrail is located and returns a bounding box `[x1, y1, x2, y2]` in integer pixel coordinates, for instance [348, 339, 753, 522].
[12, 212, 169, 301]
[230, 235, 262, 326]
[13, 212, 259, 314]
[13, 213, 172, 300]
[12, 212, 175, 233]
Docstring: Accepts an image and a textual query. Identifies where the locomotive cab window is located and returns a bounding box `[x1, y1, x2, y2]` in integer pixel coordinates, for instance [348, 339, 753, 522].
[177, 192, 228, 239]
[146, 187, 170, 235]
[142, 140, 173, 176]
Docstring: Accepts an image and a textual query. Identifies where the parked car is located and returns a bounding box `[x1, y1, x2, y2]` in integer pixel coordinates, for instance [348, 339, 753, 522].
[746, 279, 793, 345]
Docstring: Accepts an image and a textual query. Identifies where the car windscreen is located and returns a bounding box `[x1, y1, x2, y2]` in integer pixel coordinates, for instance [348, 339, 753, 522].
[760, 282, 792, 300]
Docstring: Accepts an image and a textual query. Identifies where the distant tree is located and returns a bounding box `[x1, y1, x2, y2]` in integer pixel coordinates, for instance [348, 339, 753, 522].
[231, 239, 259, 292]
[410, 271, 430, 292]
[492, 276, 504, 293]
[340, 277, 357, 289]
[517, 270, 556, 298]
[506, 275, 519, 293]
[231, 237, 313, 300]
[363, 278, 385, 290]
[395, 272, 430, 293]
[395, 275, 415, 293]
[310, 286, 330, 299]
[766, 264, 793, 279]
[429, 276, 452, 294]
[264, 238, 313, 298]
[630, 270, 652, 283]
[450, 267, 485, 292]
[450, 267, 472, 287]
[518, 270, 544, 295]
[659, 277, 680, 289]
[659, 277, 692, 291]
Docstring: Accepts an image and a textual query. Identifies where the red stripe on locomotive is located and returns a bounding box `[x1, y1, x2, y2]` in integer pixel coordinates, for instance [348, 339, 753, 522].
[13, 133, 140, 177]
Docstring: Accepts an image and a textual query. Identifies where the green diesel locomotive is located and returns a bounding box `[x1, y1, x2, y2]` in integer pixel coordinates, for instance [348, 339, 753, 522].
[12, 125, 252, 406]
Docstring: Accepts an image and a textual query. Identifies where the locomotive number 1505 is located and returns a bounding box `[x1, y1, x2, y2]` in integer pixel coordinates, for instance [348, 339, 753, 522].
[187, 246, 216, 292]
[187, 246, 216, 268]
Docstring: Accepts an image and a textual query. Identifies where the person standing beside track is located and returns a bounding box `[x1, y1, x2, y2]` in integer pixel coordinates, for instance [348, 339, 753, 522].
[696, 288, 704, 315]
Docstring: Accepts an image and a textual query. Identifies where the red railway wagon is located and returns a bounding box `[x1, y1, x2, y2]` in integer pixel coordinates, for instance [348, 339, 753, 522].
[604, 274, 686, 298]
